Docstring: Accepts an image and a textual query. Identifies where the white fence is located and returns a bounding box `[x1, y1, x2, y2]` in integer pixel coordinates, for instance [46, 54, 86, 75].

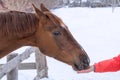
[0, 47, 48, 80]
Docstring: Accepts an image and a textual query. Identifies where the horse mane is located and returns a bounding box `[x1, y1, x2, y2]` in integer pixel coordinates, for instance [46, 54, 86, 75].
[0, 11, 39, 37]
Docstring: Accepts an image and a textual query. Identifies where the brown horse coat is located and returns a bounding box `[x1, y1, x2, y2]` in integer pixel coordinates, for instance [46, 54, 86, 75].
[0, 4, 90, 71]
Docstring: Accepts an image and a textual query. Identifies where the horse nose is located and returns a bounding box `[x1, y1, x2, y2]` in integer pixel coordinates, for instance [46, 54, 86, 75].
[74, 55, 90, 70]
[81, 55, 90, 68]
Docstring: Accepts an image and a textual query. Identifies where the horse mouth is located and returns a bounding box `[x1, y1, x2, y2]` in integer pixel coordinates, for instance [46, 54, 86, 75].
[73, 63, 90, 71]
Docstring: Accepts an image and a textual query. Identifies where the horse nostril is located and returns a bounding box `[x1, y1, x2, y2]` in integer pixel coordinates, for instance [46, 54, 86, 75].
[83, 59, 89, 66]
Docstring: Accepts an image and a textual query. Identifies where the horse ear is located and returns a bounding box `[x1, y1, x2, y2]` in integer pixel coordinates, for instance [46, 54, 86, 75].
[32, 4, 45, 17]
[40, 3, 50, 12]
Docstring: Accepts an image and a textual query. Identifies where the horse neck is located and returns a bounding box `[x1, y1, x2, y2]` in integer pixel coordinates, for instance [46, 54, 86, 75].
[0, 33, 37, 58]
[0, 12, 39, 58]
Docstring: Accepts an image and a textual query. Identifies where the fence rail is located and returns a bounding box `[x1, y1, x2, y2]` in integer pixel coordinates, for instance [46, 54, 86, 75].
[0, 47, 48, 80]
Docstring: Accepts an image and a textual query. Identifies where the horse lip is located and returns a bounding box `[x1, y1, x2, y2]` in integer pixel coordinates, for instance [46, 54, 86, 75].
[73, 64, 90, 71]
[73, 58, 90, 71]
[73, 64, 83, 71]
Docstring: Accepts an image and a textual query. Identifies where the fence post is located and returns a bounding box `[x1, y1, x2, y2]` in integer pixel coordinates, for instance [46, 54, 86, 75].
[7, 53, 18, 80]
[34, 47, 48, 80]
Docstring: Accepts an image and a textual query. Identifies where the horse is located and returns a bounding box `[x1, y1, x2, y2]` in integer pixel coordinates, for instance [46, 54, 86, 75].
[0, 4, 90, 71]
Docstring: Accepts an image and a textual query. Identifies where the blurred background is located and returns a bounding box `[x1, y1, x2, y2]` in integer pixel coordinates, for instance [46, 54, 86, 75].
[0, 0, 120, 12]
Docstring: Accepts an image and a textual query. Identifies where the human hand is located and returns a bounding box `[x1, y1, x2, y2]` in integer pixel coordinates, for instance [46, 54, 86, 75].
[77, 65, 94, 73]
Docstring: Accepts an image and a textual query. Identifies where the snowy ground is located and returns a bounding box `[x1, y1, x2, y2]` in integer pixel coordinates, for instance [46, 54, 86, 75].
[1, 7, 120, 80]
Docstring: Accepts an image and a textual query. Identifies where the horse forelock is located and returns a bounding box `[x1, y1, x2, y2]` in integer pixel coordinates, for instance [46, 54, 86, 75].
[0, 11, 39, 37]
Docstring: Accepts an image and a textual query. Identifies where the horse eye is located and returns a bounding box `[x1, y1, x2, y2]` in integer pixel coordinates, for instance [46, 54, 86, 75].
[53, 31, 61, 36]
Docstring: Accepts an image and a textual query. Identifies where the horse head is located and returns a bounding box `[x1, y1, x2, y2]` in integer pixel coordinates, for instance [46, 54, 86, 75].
[33, 4, 90, 71]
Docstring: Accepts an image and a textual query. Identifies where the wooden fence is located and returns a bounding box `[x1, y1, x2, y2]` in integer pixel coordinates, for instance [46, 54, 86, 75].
[0, 47, 48, 80]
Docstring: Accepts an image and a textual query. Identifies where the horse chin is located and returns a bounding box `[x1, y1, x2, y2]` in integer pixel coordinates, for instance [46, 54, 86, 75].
[72, 66, 78, 71]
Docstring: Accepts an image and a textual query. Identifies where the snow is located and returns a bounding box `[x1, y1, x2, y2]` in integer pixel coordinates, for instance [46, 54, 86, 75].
[1, 7, 120, 80]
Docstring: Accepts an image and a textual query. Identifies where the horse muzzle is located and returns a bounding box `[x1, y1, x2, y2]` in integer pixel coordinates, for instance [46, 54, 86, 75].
[73, 54, 90, 71]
